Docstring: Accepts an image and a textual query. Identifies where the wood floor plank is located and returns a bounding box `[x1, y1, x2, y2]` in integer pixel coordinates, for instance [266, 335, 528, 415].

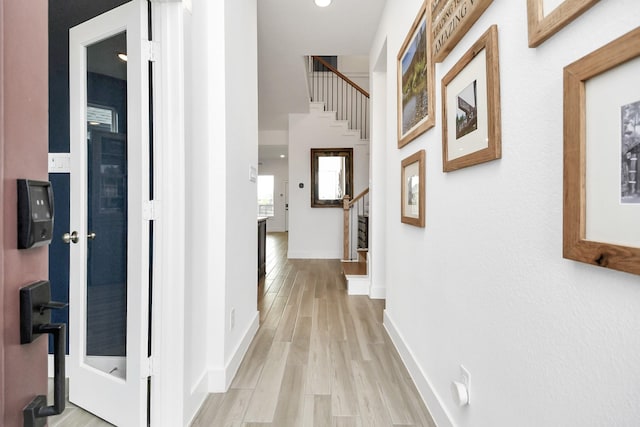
[306, 326, 332, 395]
[273, 302, 300, 342]
[231, 328, 276, 389]
[261, 295, 288, 330]
[272, 363, 306, 427]
[351, 360, 393, 427]
[329, 340, 360, 417]
[243, 341, 291, 423]
[333, 416, 363, 427]
[312, 394, 332, 427]
[299, 278, 316, 317]
[367, 343, 414, 425]
[326, 289, 347, 341]
[208, 388, 254, 426]
[287, 315, 312, 366]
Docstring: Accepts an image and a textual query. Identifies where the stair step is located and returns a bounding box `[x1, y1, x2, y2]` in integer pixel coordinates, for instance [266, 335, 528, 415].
[341, 261, 367, 276]
[309, 102, 325, 112]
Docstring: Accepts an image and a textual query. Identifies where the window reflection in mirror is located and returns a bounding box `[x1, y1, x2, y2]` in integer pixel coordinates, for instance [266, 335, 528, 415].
[311, 148, 353, 207]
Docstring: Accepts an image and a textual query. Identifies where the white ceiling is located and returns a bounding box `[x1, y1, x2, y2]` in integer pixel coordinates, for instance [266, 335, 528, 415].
[257, 0, 386, 132]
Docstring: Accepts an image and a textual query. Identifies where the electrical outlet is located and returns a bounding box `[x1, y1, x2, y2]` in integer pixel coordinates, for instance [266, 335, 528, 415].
[460, 365, 471, 404]
[230, 308, 235, 330]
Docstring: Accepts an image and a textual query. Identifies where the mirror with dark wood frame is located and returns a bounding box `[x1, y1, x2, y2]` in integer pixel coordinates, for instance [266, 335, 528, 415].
[310, 148, 353, 207]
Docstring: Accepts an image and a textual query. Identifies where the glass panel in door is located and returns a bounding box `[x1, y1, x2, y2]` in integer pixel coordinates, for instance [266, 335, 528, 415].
[85, 32, 129, 379]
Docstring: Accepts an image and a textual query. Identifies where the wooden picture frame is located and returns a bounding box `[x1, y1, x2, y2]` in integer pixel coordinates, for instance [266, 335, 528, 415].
[431, 0, 494, 63]
[397, 1, 435, 148]
[563, 27, 640, 276]
[527, 0, 599, 48]
[441, 25, 501, 172]
[401, 150, 426, 227]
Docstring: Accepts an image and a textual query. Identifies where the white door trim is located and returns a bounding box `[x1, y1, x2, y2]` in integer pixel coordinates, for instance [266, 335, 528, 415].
[149, 1, 188, 426]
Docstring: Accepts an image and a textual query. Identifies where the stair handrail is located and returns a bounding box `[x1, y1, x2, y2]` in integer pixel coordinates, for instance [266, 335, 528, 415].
[342, 188, 370, 260]
[346, 187, 369, 208]
[312, 56, 370, 98]
[308, 56, 370, 140]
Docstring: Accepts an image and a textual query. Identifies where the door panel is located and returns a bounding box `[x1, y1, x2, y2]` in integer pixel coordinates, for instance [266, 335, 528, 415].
[68, 2, 150, 426]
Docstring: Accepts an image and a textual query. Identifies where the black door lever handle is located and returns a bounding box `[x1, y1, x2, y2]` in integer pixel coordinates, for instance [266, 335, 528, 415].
[20, 280, 67, 427]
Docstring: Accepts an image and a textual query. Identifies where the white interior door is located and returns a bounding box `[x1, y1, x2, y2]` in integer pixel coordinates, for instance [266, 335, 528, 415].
[68, 2, 151, 426]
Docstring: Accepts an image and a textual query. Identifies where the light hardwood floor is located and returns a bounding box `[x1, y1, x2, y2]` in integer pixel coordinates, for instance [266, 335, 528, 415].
[191, 232, 436, 427]
[49, 232, 436, 426]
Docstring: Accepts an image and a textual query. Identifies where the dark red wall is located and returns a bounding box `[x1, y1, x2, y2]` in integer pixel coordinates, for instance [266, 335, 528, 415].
[1, 0, 49, 426]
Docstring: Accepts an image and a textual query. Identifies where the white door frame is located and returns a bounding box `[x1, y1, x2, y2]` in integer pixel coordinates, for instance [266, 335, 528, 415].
[148, 1, 187, 426]
[68, 1, 150, 426]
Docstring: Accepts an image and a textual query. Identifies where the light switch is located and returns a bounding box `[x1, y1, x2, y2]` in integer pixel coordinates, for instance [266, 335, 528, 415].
[48, 153, 71, 173]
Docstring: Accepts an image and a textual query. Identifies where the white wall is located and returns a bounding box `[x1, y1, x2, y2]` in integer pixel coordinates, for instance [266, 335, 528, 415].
[258, 158, 289, 232]
[183, 0, 259, 424]
[338, 54, 370, 92]
[222, 0, 260, 390]
[288, 110, 369, 259]
[259, 129, 288, 146]
[370, 2, 640, 427]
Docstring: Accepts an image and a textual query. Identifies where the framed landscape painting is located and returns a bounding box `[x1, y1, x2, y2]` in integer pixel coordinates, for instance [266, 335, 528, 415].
[397, 1, 435, 148]
[563, 27, 640, 276]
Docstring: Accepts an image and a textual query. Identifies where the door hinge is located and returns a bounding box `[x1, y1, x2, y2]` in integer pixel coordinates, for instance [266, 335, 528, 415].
[143, 40, 159, 62]
[143, 200, 160, 220]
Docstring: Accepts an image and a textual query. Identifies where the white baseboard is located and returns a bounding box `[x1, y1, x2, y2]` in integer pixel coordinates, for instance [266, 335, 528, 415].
[287, 250, 341, 259]
[207, 311, 260, 392]
[368, 285, 386, 299]
[346, 275, 370, 295]
[383, 311, 454, 427]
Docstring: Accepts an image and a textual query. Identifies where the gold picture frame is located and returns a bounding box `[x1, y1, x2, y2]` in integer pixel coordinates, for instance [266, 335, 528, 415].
[527, 0, 600, 48]
[441, 25, 501, 172]
[401, 150, 426, 227]
[397, 1, 435, 148]
[563, 27, 640, 276]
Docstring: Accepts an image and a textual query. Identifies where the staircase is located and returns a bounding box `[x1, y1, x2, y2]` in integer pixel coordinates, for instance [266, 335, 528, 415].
[306, 55, 371, 296]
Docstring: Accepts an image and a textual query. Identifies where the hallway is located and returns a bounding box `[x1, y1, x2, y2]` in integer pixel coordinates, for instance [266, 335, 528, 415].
[191, 232, 436, 426]
[48, 232, 435, 426]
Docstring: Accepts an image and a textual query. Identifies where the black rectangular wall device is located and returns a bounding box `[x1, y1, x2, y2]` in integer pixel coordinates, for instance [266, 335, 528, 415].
[17, 179, 54, 249]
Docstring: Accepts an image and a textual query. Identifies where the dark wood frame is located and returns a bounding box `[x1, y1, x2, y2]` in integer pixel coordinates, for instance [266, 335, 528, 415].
[527, 0, 599, 48]
[563, 27, 640, 276]
[401, 150, 426, 227]
[311, 148, 353, 208]
[397, 0, 435, 148]
[441, 25, 501, 172]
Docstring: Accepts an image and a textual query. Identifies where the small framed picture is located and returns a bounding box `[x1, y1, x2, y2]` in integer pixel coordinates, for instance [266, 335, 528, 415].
[441, 25, 501, 173]
[401, 150, 425, 227]
[527, 0, 600, 48]
[397, 1, 435, 148]
[563, 27, 640, 276]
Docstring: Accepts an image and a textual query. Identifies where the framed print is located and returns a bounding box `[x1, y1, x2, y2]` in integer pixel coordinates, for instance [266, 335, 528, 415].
[397, 1, 435, 148]
[563, 27, 640, 276]
[431, 0, 494, 63]
[401, 150, 426, 227]
[441, 25, 501, 172]
[527, 0, 599, 48]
